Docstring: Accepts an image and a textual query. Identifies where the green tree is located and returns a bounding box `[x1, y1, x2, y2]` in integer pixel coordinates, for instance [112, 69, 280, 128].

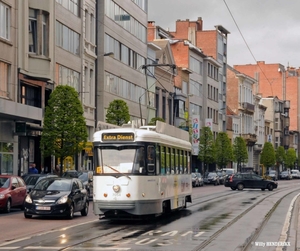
[233, 136, 248, 172]
[40, 85, 88, 176]
[260, 142, 276, 170]
[285, 148, 297, 169]
[215, 132, 234, 170]
[106, 99, 130, 126]
[148, 117, 165, 125]
[275, 146, 286, 171]
[198, 126, 216, 173]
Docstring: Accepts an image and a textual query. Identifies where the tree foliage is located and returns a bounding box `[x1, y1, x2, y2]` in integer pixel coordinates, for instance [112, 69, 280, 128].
[285, 148, 297, 169]
[275, 146, 286, 167]
[260, 142, 276, 168]
[40, 85, 88, 175]
[198, 126, 216, 173]
[148, 117, 165, 125]
[106, 99, 130, 126]
[215, 132, 234, 169]
[233, 136, 248, 172]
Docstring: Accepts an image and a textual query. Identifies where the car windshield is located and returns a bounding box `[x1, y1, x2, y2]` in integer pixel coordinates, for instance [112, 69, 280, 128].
[208, 173, 216, 177]
[78, 172, 88, 182]
[23, 176, 41, 186]
[269, 171, 276, 174]
[34, 179, 71, 191]
[0, 177, 10, 188]
[217, 172, 223, 176]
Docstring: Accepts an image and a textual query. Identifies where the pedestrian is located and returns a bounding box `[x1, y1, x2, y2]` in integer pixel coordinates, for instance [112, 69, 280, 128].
[28, 163, 38, 174]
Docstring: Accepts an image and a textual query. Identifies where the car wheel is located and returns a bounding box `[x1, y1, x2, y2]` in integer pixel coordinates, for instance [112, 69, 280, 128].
[237, 183, 244, 191]
[68, 203, 74, 219]
[81, 200, 89, 216]
[4, 199, 11, 213]
[231, 187, 236, 190]
[24, 212, 32, 218]
[268, 184, 274, 191]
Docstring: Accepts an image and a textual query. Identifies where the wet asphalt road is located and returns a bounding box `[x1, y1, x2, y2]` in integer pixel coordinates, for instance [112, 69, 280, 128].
[1, 179, 300, 251]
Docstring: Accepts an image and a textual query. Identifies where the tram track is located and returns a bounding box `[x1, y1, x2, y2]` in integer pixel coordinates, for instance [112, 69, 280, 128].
[192, 186, 299, 251]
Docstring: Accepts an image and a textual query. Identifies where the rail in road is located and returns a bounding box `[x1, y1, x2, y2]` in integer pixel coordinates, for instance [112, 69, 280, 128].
[0, 181, 300, 251]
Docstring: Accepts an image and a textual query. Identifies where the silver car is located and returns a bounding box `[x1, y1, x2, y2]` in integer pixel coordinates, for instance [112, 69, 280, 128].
[192, 172, 204, 187]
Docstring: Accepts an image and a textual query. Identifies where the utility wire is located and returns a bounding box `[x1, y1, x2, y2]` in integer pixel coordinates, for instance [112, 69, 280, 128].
[223, 0, 274, 96]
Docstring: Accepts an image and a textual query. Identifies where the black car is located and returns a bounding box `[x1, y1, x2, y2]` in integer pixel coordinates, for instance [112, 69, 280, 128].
[203, 172, 220, 186]
[24, 177, 89, 219]
[224, 172, 278, 191]
[22, 173, 58, 193]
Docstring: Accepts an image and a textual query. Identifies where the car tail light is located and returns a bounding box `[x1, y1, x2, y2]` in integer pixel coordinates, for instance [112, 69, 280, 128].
[229, 175, 233, 182]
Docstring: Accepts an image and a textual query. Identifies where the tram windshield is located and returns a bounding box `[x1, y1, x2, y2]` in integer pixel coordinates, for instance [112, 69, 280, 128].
[95, 146, 146, 174]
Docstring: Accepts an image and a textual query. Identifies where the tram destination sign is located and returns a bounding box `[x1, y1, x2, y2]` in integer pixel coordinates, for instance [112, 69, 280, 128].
[102, 133, 134, 142]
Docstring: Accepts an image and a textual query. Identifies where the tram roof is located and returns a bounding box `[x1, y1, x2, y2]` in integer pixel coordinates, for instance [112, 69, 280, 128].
[93, 121, 192, 150]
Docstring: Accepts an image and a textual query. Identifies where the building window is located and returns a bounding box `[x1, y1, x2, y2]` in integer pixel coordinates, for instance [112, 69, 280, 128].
[58, 64, 80, 92]
[56, 21, 80, 56]
[20, 82, 42, 108]
[56, 0, 80, 17]
[0, 2, 10, 40]
[0, 61, 9, 98]
[29, 9, 49, 56]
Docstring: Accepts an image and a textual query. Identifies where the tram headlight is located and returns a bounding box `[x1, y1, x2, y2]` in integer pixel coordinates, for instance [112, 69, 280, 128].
[113, 185, 120, 193]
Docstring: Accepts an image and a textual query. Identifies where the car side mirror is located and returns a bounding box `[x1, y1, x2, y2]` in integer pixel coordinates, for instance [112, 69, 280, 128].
[11, 185, 16, 190]
[88, 178, 93, 183]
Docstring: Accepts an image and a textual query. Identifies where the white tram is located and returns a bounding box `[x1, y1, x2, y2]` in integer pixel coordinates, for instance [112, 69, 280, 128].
[92, 121, 192, 219]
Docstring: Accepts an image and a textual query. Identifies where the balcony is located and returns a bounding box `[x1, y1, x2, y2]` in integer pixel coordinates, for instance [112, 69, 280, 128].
[241, 133, 257, 146]
[242, 102, 255, 114]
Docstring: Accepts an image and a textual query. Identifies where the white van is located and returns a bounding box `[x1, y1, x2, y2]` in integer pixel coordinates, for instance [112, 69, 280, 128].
[291, 169, 300, 179]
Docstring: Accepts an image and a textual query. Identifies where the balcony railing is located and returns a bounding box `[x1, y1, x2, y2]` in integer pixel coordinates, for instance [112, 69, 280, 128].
[242, 102, 255, 113]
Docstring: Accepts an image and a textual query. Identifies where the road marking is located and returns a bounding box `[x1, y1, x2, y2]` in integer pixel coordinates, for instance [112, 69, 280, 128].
[276, 192, 300, 251]
[0, 219, 99, 247]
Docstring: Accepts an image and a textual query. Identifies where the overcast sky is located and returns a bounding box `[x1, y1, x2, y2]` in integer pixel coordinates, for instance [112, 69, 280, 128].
[148, 0, 300, 68]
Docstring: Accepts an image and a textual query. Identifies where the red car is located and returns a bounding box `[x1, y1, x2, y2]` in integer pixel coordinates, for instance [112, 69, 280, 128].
[0, 175, 27, 213]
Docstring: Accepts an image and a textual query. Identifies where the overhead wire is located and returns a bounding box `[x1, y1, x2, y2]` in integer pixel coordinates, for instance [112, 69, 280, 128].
[223, 0, 274, 96]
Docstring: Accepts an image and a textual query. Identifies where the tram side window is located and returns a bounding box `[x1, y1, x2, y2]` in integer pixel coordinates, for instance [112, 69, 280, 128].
[160, 146, 166, 175]
[175, 149, 179, 174]
[147, 145, 155, 173]
[156, 145, 160, 175]
[183, 151, 187, 174]
[171, 148, 175, 174]
[179, 150, 183, 174]
[166, 147, 170, 174]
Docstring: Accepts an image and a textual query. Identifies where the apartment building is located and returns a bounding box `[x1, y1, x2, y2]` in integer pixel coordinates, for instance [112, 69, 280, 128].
[96, 0, 149, 127]
[227, 66, 257, 170]
[0, 0, 97, 175]
[234, 61, 296, 156]
[169, 18, 229, 133]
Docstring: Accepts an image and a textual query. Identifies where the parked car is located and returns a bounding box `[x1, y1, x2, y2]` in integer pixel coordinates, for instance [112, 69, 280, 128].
[216, 171, 226, 185]
[222, 168, 235, 178]
[77, 171, 94, 199]
[279, 171, 292, 180]
[265, 170, 278, 181]
[0, 175, 27, 213]
[22, 173, 58, 193]
[203, 172, 220, 186]
[291, 169, 300, 179]
[24, 177, 89, 219]
[224, 172, 278, 191]
[192, 172, 203, 187]
[62, 170, 93, 199]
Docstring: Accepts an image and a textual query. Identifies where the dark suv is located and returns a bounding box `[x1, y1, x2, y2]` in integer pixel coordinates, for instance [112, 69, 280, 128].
[224, 172, 278, 191]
